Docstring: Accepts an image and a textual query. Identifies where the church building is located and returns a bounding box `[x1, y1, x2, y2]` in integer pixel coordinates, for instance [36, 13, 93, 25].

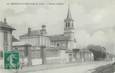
[49, 7, 76, 50]
[13, 7, 94, 64]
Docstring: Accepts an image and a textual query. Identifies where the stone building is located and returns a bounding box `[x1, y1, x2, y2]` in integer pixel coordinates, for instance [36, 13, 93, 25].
[13, 7, 77, 64]
[13, 7, 94, 64]
[49, 7, 76, 50]
[19, 7, 76, 51]
[0, 18, 15, 51]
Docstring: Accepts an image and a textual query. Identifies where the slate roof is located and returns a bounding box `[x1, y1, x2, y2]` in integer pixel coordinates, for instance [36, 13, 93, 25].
[49, 34, 71, 41]
[20, 30, 41, 37]
[20, 28, 73, 42]
[0, 21, 15, 30]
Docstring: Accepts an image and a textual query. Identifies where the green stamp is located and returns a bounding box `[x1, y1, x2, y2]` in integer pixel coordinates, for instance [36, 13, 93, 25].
[4, 51, 20, 69]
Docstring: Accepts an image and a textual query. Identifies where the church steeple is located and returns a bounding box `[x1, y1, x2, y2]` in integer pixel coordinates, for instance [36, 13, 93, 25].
[64, 6, 76, 50]
[64, 6, 74, 33]
[66, 7, 73, 20]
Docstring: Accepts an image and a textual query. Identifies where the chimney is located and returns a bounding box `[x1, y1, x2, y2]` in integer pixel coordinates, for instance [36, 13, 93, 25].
[41, 25, 47, 35]
[4, 18, 7, 24]
[28, 27, 31, 35]
[42, 25, 46, 30]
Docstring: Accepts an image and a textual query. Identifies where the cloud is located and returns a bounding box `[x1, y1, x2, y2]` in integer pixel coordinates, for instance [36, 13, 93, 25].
[76, 28, 115, 54]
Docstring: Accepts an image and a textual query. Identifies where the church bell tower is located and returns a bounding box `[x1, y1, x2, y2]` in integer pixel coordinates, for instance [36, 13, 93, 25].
[64, 6, 76, 51]
[64, 7, 75, 38]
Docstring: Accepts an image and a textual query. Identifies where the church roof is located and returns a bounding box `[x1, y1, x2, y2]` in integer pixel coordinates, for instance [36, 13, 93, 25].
[28, 30, 41, 36]
[20, 30, 41, 38]
[20, 30, 71, 41]
[65, 7, 73, 21]
[49, 34, 71, 41]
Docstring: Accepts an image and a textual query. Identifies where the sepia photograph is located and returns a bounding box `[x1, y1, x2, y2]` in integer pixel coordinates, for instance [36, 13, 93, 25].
[0, 0, 115, 73]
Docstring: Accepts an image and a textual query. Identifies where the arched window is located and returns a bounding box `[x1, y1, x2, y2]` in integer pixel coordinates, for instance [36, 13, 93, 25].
[68, 23, 70, 28]
[66, 23, 68, 28]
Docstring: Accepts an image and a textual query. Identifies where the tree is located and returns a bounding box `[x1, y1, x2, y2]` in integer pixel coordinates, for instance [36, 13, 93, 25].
[87, 45, 106, 61]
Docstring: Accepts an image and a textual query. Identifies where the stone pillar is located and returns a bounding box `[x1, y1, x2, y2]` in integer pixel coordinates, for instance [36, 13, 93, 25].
[8, 31, 12, 50]
[66, 50, 73, 62]
[26, 44, 32, 66]
[40, 46, 46, 64]
[0, 30, 4, 51]
[69, 53, 73, 62]
[59, 50, 68, 63]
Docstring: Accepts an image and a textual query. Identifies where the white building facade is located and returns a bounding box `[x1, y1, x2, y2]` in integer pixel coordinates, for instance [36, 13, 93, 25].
[0, 18, 15, 51]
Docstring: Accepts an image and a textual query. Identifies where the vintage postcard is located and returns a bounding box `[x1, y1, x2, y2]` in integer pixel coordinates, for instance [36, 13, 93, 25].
[0, 0, 115, 73]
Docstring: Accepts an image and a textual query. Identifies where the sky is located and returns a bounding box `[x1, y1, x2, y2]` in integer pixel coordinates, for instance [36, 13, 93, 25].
[0, 0, 115, 54]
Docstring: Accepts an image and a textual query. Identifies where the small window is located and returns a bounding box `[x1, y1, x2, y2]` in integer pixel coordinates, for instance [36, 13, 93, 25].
[57, 43, 59, 46]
